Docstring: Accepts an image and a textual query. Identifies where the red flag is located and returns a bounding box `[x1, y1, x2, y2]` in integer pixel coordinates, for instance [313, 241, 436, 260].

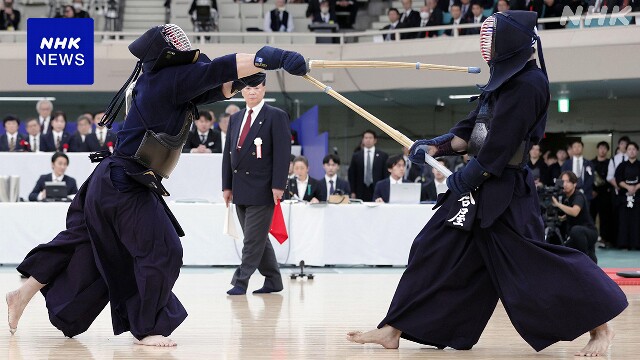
[269, 200, 288, 244]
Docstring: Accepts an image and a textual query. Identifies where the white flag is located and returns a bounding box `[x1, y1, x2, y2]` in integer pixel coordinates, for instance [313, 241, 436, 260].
[223, 204, 240, 240]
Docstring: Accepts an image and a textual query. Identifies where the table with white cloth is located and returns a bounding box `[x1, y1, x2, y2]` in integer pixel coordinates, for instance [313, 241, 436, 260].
[0, 152, 224, 203]
[0, 202, 436, 266]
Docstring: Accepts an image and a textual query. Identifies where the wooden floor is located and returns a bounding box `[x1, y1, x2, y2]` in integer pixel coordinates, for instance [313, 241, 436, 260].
[1, 268, 639, 359]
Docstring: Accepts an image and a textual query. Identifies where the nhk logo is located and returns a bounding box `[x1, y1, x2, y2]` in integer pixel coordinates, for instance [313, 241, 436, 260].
[27, 18, 94, 85]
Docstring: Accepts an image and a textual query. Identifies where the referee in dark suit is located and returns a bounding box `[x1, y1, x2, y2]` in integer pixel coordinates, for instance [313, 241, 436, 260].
[222, 77, 291, 295]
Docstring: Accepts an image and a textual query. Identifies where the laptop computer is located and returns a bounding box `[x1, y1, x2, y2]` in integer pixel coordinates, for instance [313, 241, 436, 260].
[44, 181, 68, 201]
[389, 183, 422, 204]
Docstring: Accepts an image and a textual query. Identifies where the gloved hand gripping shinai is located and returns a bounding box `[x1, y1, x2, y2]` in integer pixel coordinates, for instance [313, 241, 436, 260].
[254, 46, 308, 76]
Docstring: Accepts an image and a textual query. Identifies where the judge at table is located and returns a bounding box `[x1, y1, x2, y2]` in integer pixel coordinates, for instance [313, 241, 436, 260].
[28, 152, 78, 201]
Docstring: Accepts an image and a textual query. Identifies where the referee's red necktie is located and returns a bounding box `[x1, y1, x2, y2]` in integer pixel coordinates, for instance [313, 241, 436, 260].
[237, 109, 253, 150]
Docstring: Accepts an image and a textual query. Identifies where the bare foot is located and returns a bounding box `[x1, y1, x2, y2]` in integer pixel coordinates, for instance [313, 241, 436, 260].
[575, 324, 614, 357]
[346, 325, 401, 349]
[134, 335, 177, 347]
[6, 290, 26, 335]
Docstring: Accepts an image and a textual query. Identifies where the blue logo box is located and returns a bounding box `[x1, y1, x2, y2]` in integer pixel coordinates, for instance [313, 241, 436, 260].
[27, 18, 94, 85]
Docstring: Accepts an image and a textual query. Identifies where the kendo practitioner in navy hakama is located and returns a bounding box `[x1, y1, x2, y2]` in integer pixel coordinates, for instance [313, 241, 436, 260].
[347, 11, 628, 356]
[6, 24, 308, 346]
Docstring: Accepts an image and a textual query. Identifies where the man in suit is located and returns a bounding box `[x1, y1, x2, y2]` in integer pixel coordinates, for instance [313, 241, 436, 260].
[373, 155, 407, 203]
[349, 129, 389, 201]
[24, 118, 44, 152]
[312, 0, 337, 24]
[464, 3, 487, 35]
[402, 146, 424, 182]
[0, 115, 27, 152]
[68, 115, 100, 152]
[399, 0, 421, 39]
[41, 111, 70, 152]
[562, 139, 595, 201]
[318, 154, 351, 201]
[28, 152, 78, 201]
[92, 111, 118, 151]
[0, 0, 21, 30]
[264, 0, 294, 32]
[222, 78, 291, 296]
[382, 8, 401, 41]
[283, 156, 322, 202]
[36, 99, 53, 135]
[417, 0, 443, 38]
[421, 157, 449, 201]
[445, 5, 466, 36]
[182, 111, 222, 153]
[459, 0, 474, 23]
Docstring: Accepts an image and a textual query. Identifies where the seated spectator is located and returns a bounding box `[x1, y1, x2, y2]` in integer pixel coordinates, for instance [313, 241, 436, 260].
[68, 115, 99, 152]
[0, 115, 27, 152]
[0, 0, 21, 30]
[373, 155, 406, 203]
[183, 111, 222, 153]
[402, 146, 424, 182]
[562, 139, 594, 201]
[528, 144, 550, 187]
[540, 0, 564, 29]
[283, 156, 322, 202]
[24, 118, 44, 152]
[312, 0, 337, 24]
[382, 8, 401, 41]
[464, 3, 487, 35]
[28, 152, 78, 201]
[551, 171, 599, 263]
[42, 111, 71, 152]
[306, 0, 323, 19]
[92, 111, 117, 151]
[398, 0, 421, 39]
[511, 0, 542, 12]
[318, 154, 351, 201]
[444, 5, 466, 36]
[208, 110, 218, 129]
[335, 0, 357, 29]
[57, 5, 77, 18]
[36, 99, 53, 135]
[225, 104, 240, 115]
[459, 0, 474, 23]
[614, 142, 640, 250]
[72, 0, 91, 18]
[218, 112, 230, 152]
[494, 0, 510, 13]
[264, 0, 294, 32]
[288, 153, 296, 179]
[422, 158, 448, 201]
[417, 0, 443, 38]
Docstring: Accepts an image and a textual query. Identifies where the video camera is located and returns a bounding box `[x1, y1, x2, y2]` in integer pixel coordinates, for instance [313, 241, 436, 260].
[537, 179, 565, 244]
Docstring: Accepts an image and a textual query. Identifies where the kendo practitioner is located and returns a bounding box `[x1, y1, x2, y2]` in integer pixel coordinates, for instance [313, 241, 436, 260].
[347, 11, 627, 356]
[6, 24, 308, 346]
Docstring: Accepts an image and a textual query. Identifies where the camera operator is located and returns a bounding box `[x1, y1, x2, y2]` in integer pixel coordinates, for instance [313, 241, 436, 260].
[551, 170, 598, 263]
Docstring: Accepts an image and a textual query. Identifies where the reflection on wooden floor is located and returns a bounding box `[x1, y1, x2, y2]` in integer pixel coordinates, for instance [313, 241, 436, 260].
[2, 269, 639, 359]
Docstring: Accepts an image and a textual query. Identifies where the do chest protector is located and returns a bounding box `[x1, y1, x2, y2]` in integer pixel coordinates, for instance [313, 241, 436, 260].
[467, 94, 529, 168]
[132, 107, 194, 179]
